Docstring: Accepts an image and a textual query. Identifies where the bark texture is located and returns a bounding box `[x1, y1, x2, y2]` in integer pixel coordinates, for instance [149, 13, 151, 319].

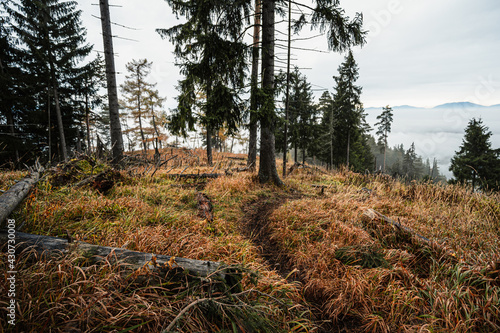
[1, 231, 224, 279]
[0, 172, 39, 227]
[99, 0, 124, 165]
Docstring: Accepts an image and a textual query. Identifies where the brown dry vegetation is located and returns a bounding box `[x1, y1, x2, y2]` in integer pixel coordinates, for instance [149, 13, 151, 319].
[1, 155, 499, 332]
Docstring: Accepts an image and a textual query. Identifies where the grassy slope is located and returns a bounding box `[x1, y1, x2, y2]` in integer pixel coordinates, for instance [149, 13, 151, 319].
[0, 158, 499, 332]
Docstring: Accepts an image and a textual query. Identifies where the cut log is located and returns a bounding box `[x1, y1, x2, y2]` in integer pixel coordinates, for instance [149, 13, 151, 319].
[166, 173, 222, 179]
[311, 184, 327, 194]
[0, 231, 225, 279]
[0, 172, 39, 227]
[73, 171, 106, 188]
[361, 209, 431, 242]
[361, 209, 458, 258]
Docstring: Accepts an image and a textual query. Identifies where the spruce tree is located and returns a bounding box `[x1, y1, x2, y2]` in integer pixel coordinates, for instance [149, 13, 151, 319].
[328, 50, 372, 171]
[375, 105, 393, 172]
[450, 118, 500, 190]
[158, 0, 250, 166]
[276, 68, 317, 164]
[7, 0, 92, 162]
[0, 6, 22, 166]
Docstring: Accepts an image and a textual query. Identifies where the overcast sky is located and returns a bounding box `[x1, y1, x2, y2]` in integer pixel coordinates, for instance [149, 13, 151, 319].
[78, 0, 500, 110]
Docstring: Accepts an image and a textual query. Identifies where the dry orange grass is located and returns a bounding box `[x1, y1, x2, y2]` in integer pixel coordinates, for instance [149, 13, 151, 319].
[0, 171, 29, 190]
[1, 165, 314, 332]
[266, 168, 500, 332]
[2, 160, 499, 332]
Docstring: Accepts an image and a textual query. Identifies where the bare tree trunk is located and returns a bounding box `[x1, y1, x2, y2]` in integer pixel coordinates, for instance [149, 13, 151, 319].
[330, 103, 333, 169]
[282, 0, 291, 178]
[85, 93, 92, 153]
[258, 0, 282, 185]
[383, 129, 387, 172]
[5, 107, 19, 165]
[100, 0, 124, 165]
[52, 84, 68, 161]
[138, 100, 147, 155]
[47, 85, 52, 164]
[206, 126, 213, 166]
[247, 0, 261, 171]
[346, 129, 350, 168]
[49, 61, 68, 162]
[0, 172, 39, 227]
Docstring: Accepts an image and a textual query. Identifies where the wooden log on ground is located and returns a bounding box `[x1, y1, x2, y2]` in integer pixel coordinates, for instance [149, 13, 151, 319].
[0, 172, 39, 227]
[73, 171, 106, 188]
[0, 231, 225, 279]
[166, 173, 222, 179]
[311, 184, 327, 194]
[361, 209, 458, 258]
[361, 209, 431, 242]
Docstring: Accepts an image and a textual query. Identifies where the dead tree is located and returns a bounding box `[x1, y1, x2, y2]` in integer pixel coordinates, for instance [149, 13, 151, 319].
[0, 172, 39, 227]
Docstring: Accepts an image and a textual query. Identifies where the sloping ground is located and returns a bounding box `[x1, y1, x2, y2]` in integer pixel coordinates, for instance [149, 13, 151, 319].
[1, 158, 499, 332]
[265, 170, 500, 332]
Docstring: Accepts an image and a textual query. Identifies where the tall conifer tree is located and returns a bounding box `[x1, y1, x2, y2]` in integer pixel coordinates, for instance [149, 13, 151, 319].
[450, 118, 500, 190]
[158, 0, 250, 166]
[7, 0, 92, 162]
[375, 105, 393, 172]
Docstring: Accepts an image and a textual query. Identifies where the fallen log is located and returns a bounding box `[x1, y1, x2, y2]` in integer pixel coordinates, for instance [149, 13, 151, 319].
[0, 172, 39, 227]
[167, 173, 222, 179]
[361, 209, 458, 258]
[0, 231, 225, 279]
[311, 184, 327, 194]
[361, 209, 431, 242]
[73, 171, 107, 188]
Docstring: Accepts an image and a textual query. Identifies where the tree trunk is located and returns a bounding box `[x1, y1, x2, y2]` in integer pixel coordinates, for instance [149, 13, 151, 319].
[258, 0, 282, 185]
[0, 231, 226, 279]
[47, 84, 52, 164]
[346, 128, 350, 168]
[138, 100, 147, 155]
[330, 103, 333, 168]
[247, 0, 261, 171]
[100, 0, 124, 166]
[85, 92, 92, 153]
[49, 61, 68, 162]
[206, 126, 213, 166]
[282, 0, 291, 177]
[5, 106, 19, 166]
[0, 172, 39, 227]
[383, 135, 387, 173]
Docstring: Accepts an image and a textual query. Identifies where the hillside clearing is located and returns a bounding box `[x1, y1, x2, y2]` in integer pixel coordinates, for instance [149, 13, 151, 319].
[1, 156, 499, 332]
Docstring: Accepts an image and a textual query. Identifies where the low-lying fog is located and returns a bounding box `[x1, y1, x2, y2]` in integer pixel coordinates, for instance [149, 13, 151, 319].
[365, 103, 500, 179]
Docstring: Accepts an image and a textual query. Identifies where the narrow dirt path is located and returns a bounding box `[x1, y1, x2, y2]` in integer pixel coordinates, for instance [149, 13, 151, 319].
[239, 194, 354, 332]
[239, 195, 291, 275]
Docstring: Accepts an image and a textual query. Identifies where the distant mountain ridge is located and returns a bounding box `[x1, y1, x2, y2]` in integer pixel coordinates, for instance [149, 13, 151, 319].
[366, 102, 500, 110]
[433, 102, 486, 109]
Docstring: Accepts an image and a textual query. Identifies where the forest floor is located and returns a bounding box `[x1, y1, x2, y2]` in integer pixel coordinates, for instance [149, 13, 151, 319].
[1, 150, 499, 332]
